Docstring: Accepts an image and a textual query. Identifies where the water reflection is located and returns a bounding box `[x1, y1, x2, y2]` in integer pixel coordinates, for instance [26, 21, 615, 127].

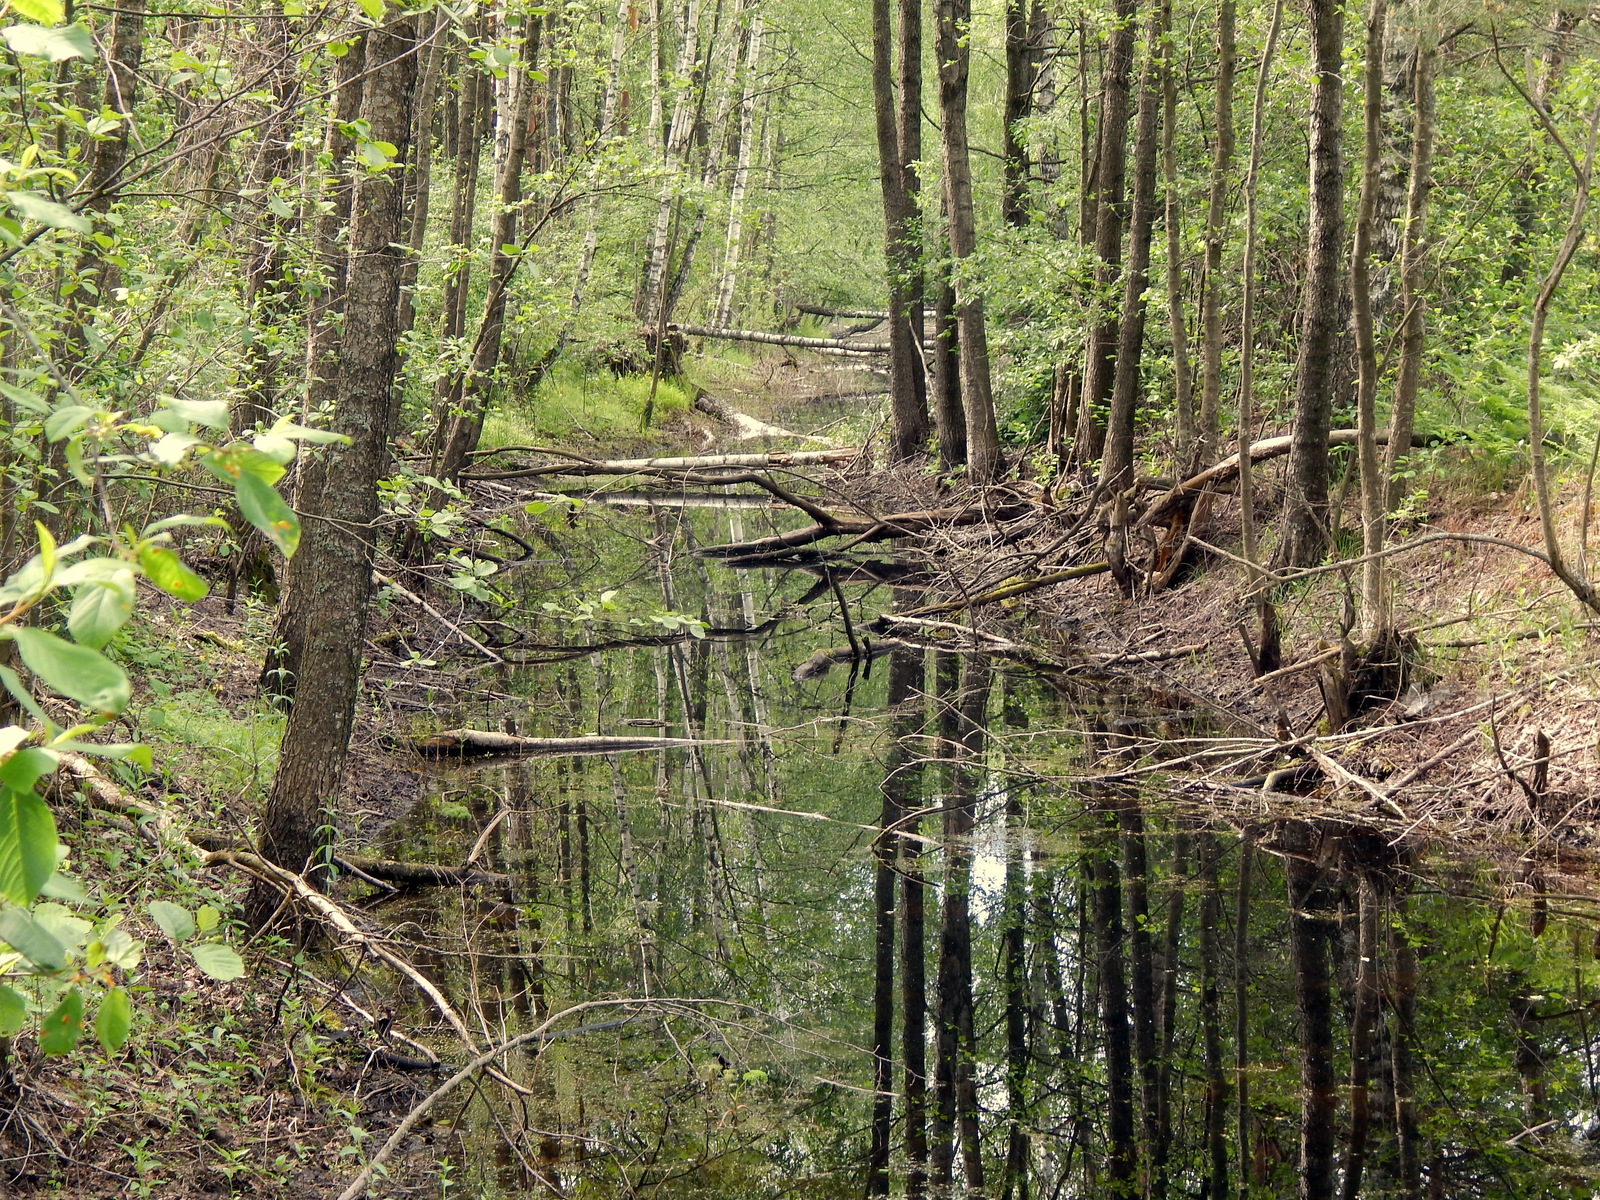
[371, 498, 1600, 1199]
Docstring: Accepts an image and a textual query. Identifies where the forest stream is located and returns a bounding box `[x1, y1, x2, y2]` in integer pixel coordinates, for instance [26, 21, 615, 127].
[319, 482, 1600, 1200]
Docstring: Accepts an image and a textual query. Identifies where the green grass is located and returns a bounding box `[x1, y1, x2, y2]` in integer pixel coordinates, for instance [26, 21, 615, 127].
[484, 367, 691, 446]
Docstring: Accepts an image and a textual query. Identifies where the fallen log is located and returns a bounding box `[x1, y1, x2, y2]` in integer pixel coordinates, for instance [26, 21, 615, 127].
[695, 500, 1038, 558]
[410, 731, 734, 758]
[796, 304, 888, 320]
[462, 448, 858, 481]
[1139, 429, 1428, 529]
[673, 321, 891, 353]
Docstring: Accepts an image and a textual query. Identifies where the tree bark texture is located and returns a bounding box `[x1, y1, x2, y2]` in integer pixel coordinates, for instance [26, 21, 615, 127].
[1196, 0, 1235, 465]
[252, 17, 418, 919]
[872, 0, 931, 462]
[1275, 0, 1346, 568]
[1099, 4, 1163, 494]
[936, 0, 1003, 483]
[1073, 0, 1136, 465]
[1284, 821, 1337, 1200]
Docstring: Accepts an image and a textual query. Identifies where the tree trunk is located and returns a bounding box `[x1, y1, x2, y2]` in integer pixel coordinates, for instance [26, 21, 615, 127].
[260, 38, 366, 699]
[1351, 0, 1390, 638]
[930, 220, 967, 469]
[1155, 830, 1189, 1198]
[395, 12, 446, 346]
[1001, 0, 1034, 225]
[1235, 826, 1255, 1200]
[1001, 770, 1031, 1200]
[1092, 818, 1138, 1193]
[1274, 0, 1346, 568]
[1382, 35, 1435, 511]
[249, 16, 418, 921]
[1237, 0, 1285, 675]
[935, 0, 1003, 483]
[870, 644, 922, 1195]
[1099, 3, 1163, 495]
[432, 41, 488, 431]
[712, 12, 767, 327]
[1285, 821, 1337, 1200]
[1340, 867, 1382, 1200]
[1163, 0, 1194, 463]
[1195, 0, 1235, 465]
[872, 0, 931, 460]
[1198, 831, 1228, 1200]
[639, 0, 704, 323]
[437, 21, 543, 481]
[1119, 801, 1159, 1196]
[1390, 897, 1422, 1200]
[1073, 0, 1136, 465]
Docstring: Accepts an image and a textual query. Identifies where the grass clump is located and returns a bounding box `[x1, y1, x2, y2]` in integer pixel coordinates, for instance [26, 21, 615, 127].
[484, 366, 692, 447]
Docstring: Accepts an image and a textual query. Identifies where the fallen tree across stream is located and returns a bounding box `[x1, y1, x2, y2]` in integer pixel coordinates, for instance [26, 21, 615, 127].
[671, 321, 892, 354]
[409, 731, 735, 758]
[461, 448, 858, 481]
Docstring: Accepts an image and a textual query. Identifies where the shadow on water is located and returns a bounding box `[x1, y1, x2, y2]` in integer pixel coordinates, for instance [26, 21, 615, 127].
[368, 496, 1600, 1199]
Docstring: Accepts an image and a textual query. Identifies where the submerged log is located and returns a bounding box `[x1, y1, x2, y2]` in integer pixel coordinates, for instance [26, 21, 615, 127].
[411, 731, 733, 758]
[463, 448, 857, 481]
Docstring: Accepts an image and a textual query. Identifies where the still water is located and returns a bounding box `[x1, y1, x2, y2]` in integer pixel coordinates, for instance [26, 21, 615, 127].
[375, 495, 1600, 1200]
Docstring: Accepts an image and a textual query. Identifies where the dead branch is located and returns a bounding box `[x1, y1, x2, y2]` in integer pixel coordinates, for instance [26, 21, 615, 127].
[408, 731, 735, 758]
[672, 321, 891, 353]
[462, 448, 858, 481]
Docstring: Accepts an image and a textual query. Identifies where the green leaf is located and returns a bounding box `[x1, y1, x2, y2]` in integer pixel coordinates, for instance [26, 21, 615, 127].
[234, 472, 299, 558]
[38, 872, 87, 903]
[0, 984, 24, 1035]
[0, 785, 58, 904]
[195, 904, 219, 933]
[189, 941, 244, 981]
[147, 900, 193, 943]
[8, 0, 65, 24]
[157, 395, 229, 429]
[136, 544, 207, 602]
[267, 419, 348, 445]
[8, 626, 131, 713]
[43, 404, 92, 441]
[0, 747, 56, 793]
[68, 571, 135, 649]
[200, 447, 285, 488]
[4, 186, 89, 228]
[0, 382, 49, 415]
[0, 907, 66, 969]
[39, 988, 81, 1054]
[355, 0, 384, 20]
[95, 986, 130, 1053]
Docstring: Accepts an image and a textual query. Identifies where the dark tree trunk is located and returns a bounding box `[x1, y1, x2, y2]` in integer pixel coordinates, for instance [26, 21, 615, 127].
[432, 43, 488, 431]
[1275, 0, 1346, 568]
[935, 0, 1003, 482]
[901, 646, 931, 1200]
[1390, 897, 1422, 1200]
[870, 645, 923, 1194]
[1119, 801, 1159, 1196]
[1073, 0, 1136, 465]
[439, 24, 542, 481]
[1099, 3, 1163, 494]
[1235, 827, 1255, 1200]
[1341, 867, 1382, 1200]
[249, 16, 418, 921]
[930, 223, 967, 469]
[1383, 36, 1436, 510]
[1285, 822, 1337, 1200]
[871, 0, 931, 461]
[1198, 832, 1228, 1200]
[1001, 775, 1031, 1200]
[1001, 0, 1035, 225]
[1092, 817, 1137, 1193]
[1196, 0, 1236, 464]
